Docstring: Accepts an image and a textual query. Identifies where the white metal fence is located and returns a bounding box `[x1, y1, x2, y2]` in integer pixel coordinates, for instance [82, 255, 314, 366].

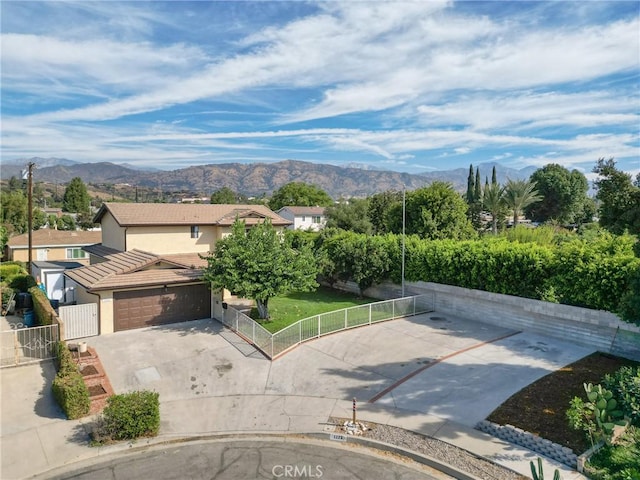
[59, 303, 99, 340]
[1, 324, 60, 368]
[220, 294, 434, 359]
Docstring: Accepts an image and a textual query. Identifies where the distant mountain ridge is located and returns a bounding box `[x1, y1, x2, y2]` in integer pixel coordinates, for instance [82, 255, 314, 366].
[2, 157, 536, 198]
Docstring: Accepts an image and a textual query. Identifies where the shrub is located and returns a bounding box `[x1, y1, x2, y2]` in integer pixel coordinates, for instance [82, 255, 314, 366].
[55, 341, 77, 376]
[584, 426, 640, 480]
[93, 391, 160, 443]
[28, 285, 57, 326]
[0, 262, 26, 284]
[602, 366, 640, 427]
[9, 274, 36, 293]
[52, 371, 90, 420]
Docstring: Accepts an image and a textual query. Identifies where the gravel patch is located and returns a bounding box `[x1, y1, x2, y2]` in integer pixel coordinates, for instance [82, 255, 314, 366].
[330, 418, 527, 480]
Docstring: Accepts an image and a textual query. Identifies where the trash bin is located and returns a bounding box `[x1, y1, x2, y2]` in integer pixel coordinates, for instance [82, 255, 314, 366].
[23, 310, 35, 327]
[17, 293, 32, 310]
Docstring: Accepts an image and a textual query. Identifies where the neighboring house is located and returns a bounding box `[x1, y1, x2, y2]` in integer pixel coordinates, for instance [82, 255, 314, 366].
[65, 203, 291, 334]
[5, 229, 101, 265]
[276, 206, 327, 231]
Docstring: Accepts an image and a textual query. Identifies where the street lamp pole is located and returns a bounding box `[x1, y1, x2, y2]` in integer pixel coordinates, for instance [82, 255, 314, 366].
[401, 186, 406, 298]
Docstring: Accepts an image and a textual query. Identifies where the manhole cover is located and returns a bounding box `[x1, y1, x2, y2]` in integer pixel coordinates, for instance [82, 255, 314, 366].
[430, 316, 446, 321]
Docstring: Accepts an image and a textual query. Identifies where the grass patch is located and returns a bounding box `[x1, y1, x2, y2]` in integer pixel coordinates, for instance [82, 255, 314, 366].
[487, 352, 639, 454]
[251, 286, 374, 333]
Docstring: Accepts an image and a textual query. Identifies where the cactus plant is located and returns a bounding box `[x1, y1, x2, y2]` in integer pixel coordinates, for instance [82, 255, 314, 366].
[583, 383, 628, 443]
[530, 457, 561, 480]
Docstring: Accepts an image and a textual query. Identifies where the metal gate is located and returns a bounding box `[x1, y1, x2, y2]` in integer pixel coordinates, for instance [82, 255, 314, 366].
[59, 303, 99, 340]
[1, 324, 59, 368]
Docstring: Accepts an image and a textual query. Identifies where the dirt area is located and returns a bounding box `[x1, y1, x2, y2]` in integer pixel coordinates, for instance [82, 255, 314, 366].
[487, 352, 639, 453]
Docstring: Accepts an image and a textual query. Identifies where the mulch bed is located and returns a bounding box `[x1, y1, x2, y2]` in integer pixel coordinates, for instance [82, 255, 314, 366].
[487, 352, 639, 453]
[80, 365, 99, 376]
[88, 384, 107, 397]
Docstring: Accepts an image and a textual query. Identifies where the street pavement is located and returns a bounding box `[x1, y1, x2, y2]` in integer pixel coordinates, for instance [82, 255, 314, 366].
[0, 313, 593, 479]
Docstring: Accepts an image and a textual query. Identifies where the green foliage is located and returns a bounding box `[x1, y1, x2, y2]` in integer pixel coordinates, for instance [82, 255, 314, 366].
[210, 186, 243, 204]
[202, 219, 319, 319]
[368, 190, 402, 234]
[62, 177, 90, 214]
[57, 214, 77, 231]
[567, 383, 627, 447]
[0, 225, 8, 259]
[526, 164, 590, 224]
[602, 366, 640, 426]
[29, 285, 58, 326]
[325, 198, 373, 234]
[584, 427, 640, 480]
[503, 179, 542, 226]
[482, 182, 507, 235]
[1, 262, 27, 284]
[52, 341, 90, 420]
[1, 189, 28, 234]
[617, 266, 640, 325]
[268, 182, 333, 211]
[594, 158, 640, 235]
[9, 274, 36, 293]
[93, 391, 160, 443]
[405, 181, 476, 240]
[503, 225, 558, 245]
[530, 457, 561, 480]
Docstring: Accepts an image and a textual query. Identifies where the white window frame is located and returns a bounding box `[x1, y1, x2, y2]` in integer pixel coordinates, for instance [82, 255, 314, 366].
[66, 248, 88, 259]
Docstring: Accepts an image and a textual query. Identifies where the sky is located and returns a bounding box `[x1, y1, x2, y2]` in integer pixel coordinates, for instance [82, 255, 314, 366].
[1, 1, 639, 177]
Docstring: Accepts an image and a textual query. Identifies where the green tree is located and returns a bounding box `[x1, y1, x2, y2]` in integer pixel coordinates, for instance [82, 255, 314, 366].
[405, 182, 475, 240]
[63, 177, 90, 214]
[503, 179, 541, 227]
[57, 214, 76, 231]
[0, 190, 28, 234]
[368, 190, 402, 234]
[32, 208, 46, 230]
[483, 182, 506, 234]
[268, 182, 333, 211]
[7, 176, 22, 192]
[593, 158, 640, 235]
[466, 164, 475, 204]
[325, 198, 373, 234]
[525, 164, 590, 224]
[202, 218, 319, 319]
[0, 225, 8, 259]
[210, 186, 242, 204]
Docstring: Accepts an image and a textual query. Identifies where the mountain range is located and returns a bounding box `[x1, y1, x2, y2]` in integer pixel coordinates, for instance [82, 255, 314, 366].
[2, 158, 537, 198]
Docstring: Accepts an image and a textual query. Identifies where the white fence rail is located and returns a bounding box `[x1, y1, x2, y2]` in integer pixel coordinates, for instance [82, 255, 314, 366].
[1, 324, 60, 368]
[59, 303, 99, 340]
[220, 294, 434, 359]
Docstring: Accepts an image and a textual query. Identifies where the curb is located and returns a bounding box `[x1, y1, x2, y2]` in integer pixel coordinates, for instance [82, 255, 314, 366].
[29, 432, 484, 480]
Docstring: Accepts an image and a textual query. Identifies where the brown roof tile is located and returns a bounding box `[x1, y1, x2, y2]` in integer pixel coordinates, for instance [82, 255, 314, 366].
[7, 229, 101, 248]
[94, 203, 291, 226]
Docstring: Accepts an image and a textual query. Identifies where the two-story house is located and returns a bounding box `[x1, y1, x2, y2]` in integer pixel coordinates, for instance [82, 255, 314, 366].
[276, 206, 327, 231]
[65, 203, 291, 334]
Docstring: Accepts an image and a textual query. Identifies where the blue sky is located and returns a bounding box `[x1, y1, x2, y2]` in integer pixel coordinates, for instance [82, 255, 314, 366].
[2, 1, 639, 178]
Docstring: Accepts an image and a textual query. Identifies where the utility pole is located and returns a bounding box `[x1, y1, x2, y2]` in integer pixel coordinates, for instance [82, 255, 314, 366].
[27, 162, 35, 275]
[401, 186, 406, 298]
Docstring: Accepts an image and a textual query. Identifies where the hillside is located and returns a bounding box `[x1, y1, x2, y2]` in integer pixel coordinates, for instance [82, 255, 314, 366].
[2, 158, 536, 199]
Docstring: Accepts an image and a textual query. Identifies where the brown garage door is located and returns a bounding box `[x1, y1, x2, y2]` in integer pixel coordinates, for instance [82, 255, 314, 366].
[114, 284, 210, 331]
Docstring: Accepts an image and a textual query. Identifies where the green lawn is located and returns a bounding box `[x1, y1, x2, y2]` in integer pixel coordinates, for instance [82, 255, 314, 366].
[251, 287, 374, 333]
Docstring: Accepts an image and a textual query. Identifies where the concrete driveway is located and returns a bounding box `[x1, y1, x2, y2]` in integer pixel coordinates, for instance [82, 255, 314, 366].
[89, 313, 594, 428]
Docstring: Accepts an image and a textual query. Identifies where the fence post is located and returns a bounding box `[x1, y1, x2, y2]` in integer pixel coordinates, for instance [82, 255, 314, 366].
[271, 335, 274, 359]
[235, 310, 239, 332]
[369, 304, 372, 325]
[345, 309, 348, 329]
[317, 315, 321, 338]
[14, 330, 19, 365]
[299, 320, 302, 344]
[392, 300, 395, 320]
[253, 321, 256, 343]
[413, 296, 416, 315]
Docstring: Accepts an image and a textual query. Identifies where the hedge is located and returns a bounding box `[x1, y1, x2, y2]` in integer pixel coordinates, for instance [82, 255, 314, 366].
[52, 341, 90, 419]
[28, 285, 58, 326]
[92, 391, 160, 443]
[318, 232, 640, 324]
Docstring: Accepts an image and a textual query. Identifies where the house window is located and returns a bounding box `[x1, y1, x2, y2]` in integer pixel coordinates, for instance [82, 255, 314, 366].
[301, 216, 306, 222]
[66, 248, 87, 259]
[312, 216, 322, 223]
[191, 226, 200, 238]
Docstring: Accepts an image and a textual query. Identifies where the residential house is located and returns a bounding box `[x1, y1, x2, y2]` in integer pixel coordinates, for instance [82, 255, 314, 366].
[5, 229, 101, 265]
[65, 203, 291, 334]
[276, 206, 327, 231]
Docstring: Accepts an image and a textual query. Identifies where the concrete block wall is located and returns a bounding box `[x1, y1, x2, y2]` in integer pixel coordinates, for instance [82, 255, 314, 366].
[331, 280, 640, 361]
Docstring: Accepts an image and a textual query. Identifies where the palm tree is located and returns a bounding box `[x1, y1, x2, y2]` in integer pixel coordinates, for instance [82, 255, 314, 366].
[483, 182, 505, 234]
[503, 179, 542, 227]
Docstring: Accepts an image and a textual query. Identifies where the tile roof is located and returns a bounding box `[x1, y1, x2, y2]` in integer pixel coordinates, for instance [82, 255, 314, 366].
[94, 202, 291, 226]
[7, 229, 101, 248]
[83, 244, 123, 259]
[277, 206, 326, 215]
[161, 253, 209, 269]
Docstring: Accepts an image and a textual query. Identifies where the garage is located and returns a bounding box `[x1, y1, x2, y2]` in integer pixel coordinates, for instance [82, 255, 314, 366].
[114, 284, 210, 331]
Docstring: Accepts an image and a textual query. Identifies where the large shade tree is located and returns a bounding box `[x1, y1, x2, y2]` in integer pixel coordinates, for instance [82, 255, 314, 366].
[268, 182, 333, 211]
[368, 190, 402, 234]
[63, 177, 90, 214]
[503, 179, 541, 227]
[525, 164, 589, 224]
[201, 218, 319, 319]
[593, 158, 640, 235]
[403, 181, 475, 240]
[325, 198, 373, 234]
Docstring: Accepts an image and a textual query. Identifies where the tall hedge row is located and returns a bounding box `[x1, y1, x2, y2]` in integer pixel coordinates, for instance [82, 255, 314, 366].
[318, 232, 640, 324]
